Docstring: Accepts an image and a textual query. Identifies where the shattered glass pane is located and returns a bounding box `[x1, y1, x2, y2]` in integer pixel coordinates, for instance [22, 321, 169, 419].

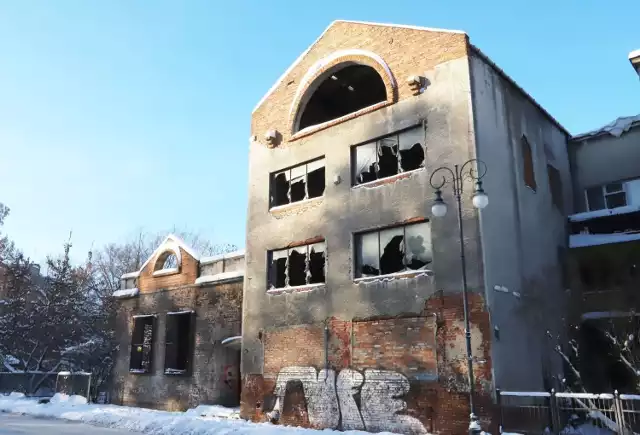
[377, 136, 399, 179]
[270, 249, 288, 288]
[290, 166, 307, 203]
[605, 192, 626, 209]
[288, 246, 307, 286]
[605, 182, 624, 193]
[272, 171, 290, 207]
[307, 159, 326, 199]
[308, 242, 326, 284]
[356, 232, 380, 277]
[354, 142, 377, 185]
[404, 222, 432, 270]
[398, 127, 425, 172]
[379, 227, 404, 275]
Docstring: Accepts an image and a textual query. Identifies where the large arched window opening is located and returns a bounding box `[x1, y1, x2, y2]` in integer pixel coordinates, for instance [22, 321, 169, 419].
[296, 64, 387, 132]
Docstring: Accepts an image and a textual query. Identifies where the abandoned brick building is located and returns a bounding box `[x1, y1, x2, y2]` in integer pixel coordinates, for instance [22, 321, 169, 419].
[566, 115, 640, 393]
[111, 234, 244, 411]
[241, 20, 572, 434]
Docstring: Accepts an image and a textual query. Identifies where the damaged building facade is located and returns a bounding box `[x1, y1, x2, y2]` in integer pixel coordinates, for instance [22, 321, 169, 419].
[566, 116, 640, 392]
[111, 235, 244, 411]
[242, 20, 572, 434]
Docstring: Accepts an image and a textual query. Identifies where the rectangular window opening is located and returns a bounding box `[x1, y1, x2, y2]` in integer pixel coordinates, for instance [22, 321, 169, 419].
[352, 126, 425, 186]
[584, 178, 640, 211]
[130, 316, 155, 373]
[355, 221, 433, 279]
[270, 158, 325, 208]
[268, 241, 326, 289]
[547, 164, 564, 213]
[164, 312, 194, 375]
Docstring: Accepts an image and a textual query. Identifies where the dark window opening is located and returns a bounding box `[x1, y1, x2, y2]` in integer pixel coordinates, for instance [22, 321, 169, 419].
[586, 182, 628, 212]
[164, 312, 194, 375]
[298, 64, 386, 131]
[355, 221, 432, 278]
[521, 136, 537, 190]
[130, 316, 155, 373]
[547, 164, 564, 212]
[270, 159, 326, 208]
[352, 127, 424, 186]
[268, 242, 325, 289]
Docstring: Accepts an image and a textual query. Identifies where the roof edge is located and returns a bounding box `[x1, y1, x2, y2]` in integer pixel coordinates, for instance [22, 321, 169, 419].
[469, 44, 570, 137]
[252, 20, 467, 114]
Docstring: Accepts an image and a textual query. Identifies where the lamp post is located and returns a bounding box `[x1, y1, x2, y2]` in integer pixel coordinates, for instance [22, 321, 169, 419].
[429, 159, 488, 435]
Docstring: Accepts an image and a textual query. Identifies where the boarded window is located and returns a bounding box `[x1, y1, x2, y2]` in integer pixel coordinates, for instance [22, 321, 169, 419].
[547, 164, 563, 212]
[268, 242, 325, 289]
[352, 127, 425, 186]
[522, 136, 536, 190]
[164, 312, 194, 375]
[355, 221, 432, 278]
[270, 158, 326, 208]
[130, 316, 155, 373]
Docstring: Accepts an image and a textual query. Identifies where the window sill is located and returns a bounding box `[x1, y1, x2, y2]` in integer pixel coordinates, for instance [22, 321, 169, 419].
[153, 267, 180, 277]
[354, 269, 433, 284]
[267, 282, 326, 295]
[352, 167, 424, 189]
[129, 369, 151, 375]
[164, 369, 190, 376]
[290, 100, 392, 142]
[269, 196, 324, 216]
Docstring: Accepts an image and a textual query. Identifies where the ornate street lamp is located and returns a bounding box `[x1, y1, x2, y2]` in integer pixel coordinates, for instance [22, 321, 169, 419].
[429, 159, 488, 435]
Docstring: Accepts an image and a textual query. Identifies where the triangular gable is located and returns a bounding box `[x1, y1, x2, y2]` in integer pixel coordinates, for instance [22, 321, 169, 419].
[135, 234, 200, 276]
[252, 20, 466, 113]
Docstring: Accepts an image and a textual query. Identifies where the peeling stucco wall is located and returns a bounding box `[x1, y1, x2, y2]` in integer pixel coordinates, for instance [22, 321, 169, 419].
[469, 53, 571, 391]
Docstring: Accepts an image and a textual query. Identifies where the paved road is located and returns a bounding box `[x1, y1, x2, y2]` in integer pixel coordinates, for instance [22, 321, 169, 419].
[0, 413, 140, 434]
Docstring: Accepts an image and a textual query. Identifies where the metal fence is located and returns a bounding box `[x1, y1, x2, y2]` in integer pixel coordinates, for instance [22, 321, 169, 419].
[498, 390, 640, 434]
[0, 371, 91, 398]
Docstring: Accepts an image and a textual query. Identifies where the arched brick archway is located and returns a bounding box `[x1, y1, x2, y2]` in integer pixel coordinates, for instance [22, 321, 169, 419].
[288, 49, 398, 139]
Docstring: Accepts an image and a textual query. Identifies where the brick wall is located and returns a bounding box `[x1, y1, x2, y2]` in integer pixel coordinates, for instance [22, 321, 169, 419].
[251, 21, 469, 144]
[240, 292, 494, 435]
[137, 247, 199, 293]
[111, 281, 243, 411]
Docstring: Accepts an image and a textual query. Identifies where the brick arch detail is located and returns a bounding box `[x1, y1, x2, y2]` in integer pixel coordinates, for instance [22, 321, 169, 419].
[153, 246, 182, 271]
[288, 49, 398, 140]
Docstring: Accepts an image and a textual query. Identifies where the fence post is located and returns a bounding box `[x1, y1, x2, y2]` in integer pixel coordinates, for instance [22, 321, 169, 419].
[614, 390, 626, 435]
[496, 388, 502, 434]
[549, 389, 559, 434]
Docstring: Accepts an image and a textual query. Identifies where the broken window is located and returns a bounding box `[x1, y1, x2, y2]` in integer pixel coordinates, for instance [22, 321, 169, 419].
[352, 127, 425, 186]
[584, 178, 640, 211]
[297, 64, 387, 132]
[270, 158, 326, 208]
[355, 221, 432, 278]
[155, 250, 179, 271]
[268, 242, 326, 289]
[521, 136, 537, 191]
[547, 164, 564, 213]
[164, 311, 194, 375]
[130, 316, 155, 373]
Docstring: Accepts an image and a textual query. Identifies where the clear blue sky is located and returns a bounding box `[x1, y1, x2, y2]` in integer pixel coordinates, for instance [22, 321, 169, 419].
[0, 1, 638, 265]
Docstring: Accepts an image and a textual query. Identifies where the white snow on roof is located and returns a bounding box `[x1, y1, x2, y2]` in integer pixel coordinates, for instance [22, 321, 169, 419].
[569, 204, 640, 222]
[200, 249, 245, 264]
[195, 270, 244, 286]
[252, 20, 465, 113]
[113, 288, 140, 299]
[629, 49, 640, 60]
[570, 232, 640, 248]
[120, 271, 140, 279]
[572, 114, 640, 141]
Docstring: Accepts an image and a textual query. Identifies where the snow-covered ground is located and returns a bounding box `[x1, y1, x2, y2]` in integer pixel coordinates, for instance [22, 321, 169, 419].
[0, 393, 403, 435]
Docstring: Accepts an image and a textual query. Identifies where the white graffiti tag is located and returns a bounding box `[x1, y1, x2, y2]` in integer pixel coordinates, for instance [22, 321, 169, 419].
[270, 367, 428, 434]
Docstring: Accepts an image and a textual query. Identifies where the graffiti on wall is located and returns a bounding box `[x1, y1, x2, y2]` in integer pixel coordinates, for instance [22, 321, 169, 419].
[268, 366, 428, 434]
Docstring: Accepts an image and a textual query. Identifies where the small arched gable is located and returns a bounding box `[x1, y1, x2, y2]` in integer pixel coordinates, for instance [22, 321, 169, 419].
[289, 49, 397, 137]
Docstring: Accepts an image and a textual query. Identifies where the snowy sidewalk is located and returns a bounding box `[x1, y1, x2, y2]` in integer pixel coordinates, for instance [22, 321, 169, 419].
[0, 393, 401, 435]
